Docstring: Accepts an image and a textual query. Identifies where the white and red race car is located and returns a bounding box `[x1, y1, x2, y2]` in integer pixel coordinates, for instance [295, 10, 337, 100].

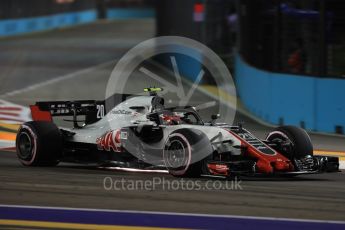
[16, 88, 339, 177]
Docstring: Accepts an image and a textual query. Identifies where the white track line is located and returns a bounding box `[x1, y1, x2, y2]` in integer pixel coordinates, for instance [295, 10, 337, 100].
[0, 60, 116, 148]
[0, 204, 344, 224]
[0, 140, 15, 149]
[340, 161, 345, 170]
[0, 60, 115, 98]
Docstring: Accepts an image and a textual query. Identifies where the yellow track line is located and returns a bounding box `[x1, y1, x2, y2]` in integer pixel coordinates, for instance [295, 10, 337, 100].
[200, 85, 237, 106]
[314, 150, 345, 155]
[314, 150, 345, 161]
[0, 123, 20, 132]
[0, 132, 16, 141]
[0, 219, 183, 230]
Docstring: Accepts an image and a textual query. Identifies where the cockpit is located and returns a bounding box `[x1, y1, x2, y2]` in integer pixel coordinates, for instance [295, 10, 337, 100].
[147, 108, 203, 126]
[147, 89, 204, 126]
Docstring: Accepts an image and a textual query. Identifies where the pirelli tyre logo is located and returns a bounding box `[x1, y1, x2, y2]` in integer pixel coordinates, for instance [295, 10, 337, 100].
[96, 129, 123, 152]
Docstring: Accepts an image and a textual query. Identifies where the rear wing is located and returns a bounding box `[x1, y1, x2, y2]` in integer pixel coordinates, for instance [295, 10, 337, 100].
[30, 100, 104, 126]
[30, 94, 133, 127]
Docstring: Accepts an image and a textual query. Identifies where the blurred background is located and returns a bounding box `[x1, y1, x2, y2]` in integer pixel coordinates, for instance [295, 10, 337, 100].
[1, 0, 345, 135]
[1, 1, 345, 227]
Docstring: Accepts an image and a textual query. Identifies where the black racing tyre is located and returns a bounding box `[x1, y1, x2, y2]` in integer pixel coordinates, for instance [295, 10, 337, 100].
[266, 125, 313, 159]
[16, 121, 63, 166]
[163, 129, 212, 177]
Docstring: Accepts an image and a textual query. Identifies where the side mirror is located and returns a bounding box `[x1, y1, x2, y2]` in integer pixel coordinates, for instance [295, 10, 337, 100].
[211, 114, 220, 120]
[210, 114, 220, 125]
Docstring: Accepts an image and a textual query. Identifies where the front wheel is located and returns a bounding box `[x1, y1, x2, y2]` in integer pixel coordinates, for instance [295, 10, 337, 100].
[266, 125, 313, 160]
[16, 121, 63, 166]
[163, 129, 212, 177]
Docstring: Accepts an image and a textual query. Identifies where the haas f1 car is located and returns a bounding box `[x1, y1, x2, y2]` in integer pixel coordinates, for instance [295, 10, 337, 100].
[16, 88, 339, 177]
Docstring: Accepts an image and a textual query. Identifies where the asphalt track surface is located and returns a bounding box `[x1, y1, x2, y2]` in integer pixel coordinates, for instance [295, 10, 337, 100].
[0, 19, 345, 222]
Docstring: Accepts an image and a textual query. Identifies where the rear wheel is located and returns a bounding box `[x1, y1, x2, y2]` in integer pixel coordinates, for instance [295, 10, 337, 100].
[16, 121, 62, 166]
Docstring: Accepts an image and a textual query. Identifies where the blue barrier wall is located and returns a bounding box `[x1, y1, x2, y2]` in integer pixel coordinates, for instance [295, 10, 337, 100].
[0, 10, 97, 37]
[0, 8, 155, 37]
[106, 8, 155, 19]
[235, 54, 345, 133]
